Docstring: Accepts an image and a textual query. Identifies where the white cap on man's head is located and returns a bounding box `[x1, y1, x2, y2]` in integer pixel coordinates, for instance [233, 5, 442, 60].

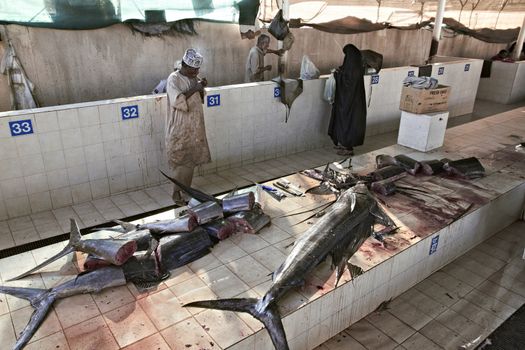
[182, 48, 203, 68]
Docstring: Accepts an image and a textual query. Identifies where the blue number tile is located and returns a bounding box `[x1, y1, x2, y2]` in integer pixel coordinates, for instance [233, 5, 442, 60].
[429, 235, 439, 255]
[438, 67, 445, 75]
[121, 105, 139, 120]
[9, 119, 34, 137]
[371, 75, 380, 84]
[274, 87, 281, 98]
[408, 71, 415, 77]
[207, 94, 221, 107]
[464, 64, 470, 72]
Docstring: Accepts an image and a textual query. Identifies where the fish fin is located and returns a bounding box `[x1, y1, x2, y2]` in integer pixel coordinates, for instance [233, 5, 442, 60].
[159, 169, 219, 204]
[347, 263, 364, 280]
[91, 227, 124, 233]
[0, 285, 55, 350]
[223, 187, 238, 198]
[334, 257, 348, 288]
[143, 238, 159, 259]
[185, 298, 289, 350]
[131, 271, 170, 292]
[369, 203, 395, 228]
[6, 245, 75, 281]
[113, 219, 137, 232]
[69, 218, 82, 246]
[374, 225, 399, 242]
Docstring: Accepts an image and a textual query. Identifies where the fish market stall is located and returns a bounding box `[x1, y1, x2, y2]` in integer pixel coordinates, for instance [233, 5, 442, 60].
[0, 57, 483, 224]
[477, 60, 525, 104]
[0, 106, 523, 350]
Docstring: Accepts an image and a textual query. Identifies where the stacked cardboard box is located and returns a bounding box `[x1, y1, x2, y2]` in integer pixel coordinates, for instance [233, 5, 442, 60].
[399, 85, 450, 114]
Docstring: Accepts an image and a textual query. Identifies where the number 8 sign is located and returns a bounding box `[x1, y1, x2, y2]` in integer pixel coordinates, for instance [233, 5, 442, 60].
[9, 119, 34, 136]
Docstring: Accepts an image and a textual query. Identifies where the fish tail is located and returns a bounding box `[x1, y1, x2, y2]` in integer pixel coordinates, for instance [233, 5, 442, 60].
[159, 169, 219, 204]
[185, 298, 289, 350]
[0, 285, 55, 350]
[7, 219, 80, 281]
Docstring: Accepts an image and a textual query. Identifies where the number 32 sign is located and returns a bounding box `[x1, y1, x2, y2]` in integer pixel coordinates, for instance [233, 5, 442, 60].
[9, 119, 34, 136]
[121, 105, 139, 120]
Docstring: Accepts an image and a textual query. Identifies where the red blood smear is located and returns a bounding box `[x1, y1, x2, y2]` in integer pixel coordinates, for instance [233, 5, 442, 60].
[83, 257, 111, 270]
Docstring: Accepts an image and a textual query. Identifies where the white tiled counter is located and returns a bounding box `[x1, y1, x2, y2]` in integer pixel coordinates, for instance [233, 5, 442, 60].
[0, 107, 523, 350]
[0, 82, 333, 220]
[429, 56, 483, 117]
[0, 57, 485, 220]
[477, 60, 525, 104]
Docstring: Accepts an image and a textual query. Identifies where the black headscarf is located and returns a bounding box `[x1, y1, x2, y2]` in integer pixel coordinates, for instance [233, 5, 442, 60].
[327, 44, 367, 149]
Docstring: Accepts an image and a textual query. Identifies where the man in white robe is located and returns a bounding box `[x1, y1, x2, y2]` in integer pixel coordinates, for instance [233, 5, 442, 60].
[166, 48, 211, 205]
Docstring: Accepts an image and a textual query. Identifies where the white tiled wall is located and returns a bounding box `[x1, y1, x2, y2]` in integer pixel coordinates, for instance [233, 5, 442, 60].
[430, 57, 483, 117]
[0, 58, 483, 220]
[0, 97, 164, 220]
[364, 66, 419, 136]
[509, 62, 525, 103]
[477, 60, 525, 104]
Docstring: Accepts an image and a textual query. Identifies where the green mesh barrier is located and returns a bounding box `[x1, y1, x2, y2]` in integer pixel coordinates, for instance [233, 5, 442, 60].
[0, 0, 260, 29]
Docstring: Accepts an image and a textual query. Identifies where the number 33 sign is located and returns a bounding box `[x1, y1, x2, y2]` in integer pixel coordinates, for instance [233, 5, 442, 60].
[9, 119, 34, 136]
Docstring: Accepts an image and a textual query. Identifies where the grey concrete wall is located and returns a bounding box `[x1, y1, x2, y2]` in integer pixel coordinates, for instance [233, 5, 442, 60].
[0, 22, 510, 111]
[0, 43, 12, 111]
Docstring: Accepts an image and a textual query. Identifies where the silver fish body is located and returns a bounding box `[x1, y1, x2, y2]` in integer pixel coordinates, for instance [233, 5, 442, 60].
[0, 267, 126, 350]
[9, 219, 136, 280]
[185, 184, 393, 350]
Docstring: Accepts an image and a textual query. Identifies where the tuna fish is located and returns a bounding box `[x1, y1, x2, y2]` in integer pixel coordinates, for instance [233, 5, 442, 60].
[185, 183, 394, 350]
[202, 218, 237, 241]
[122, 228, 213, 288]
[0, 226, 215, 350]
[420, 159, 445, 175]
[371, 179, 397, 196]
[137, 214, 199, 234]
[394, 154, 420, 175]
[375, 154, 397, 169]
[226, 204, 271, 234]
[8, 219, 137, 281]
[371, 165, 406, 181]
[443, 157, 485, 179]
[222, 192, 255, 213]
[188, 201, 224, 224]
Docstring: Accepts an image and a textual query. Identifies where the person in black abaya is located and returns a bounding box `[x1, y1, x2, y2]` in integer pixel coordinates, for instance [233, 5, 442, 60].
[328, 44, 367, 156]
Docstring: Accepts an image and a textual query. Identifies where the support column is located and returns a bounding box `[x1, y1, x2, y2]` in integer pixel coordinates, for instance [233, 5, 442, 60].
[512, 15, 525, 61]
[429, 0, 446, 60]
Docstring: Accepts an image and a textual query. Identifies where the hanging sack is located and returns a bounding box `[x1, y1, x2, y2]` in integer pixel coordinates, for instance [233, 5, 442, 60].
[300, 55, 320, 80]
[323, 69, 336, 105]
[268, 9, 289, 41]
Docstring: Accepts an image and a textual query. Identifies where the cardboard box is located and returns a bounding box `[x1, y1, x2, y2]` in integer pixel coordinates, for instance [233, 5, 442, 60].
[399, 85, 450, 114]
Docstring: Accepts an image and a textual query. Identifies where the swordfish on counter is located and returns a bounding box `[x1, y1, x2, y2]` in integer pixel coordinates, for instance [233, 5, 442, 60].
[185, 183, 395, 350]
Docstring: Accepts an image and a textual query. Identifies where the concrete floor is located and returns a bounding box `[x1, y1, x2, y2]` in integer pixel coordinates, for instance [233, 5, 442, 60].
[316, 220, 525, 350]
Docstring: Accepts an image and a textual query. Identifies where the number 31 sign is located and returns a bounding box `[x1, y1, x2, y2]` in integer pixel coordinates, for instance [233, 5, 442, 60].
[9, 119, 34, 136]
